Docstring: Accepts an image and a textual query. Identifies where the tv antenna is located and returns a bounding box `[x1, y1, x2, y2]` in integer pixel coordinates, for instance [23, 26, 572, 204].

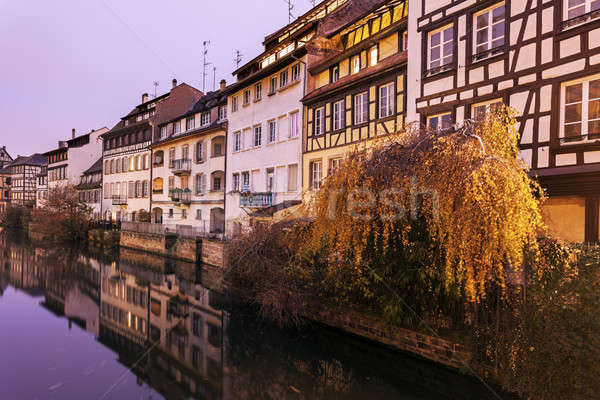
[202, 40, 211, 92]
[309, 0, 317, 6]
[152, 81, 159, 98]
[284, 0, 294, 23]
[234, 50, 243, 69]
[213, 66, 217, 91]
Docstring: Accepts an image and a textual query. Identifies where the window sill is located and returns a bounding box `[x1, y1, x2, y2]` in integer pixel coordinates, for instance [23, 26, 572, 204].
[424, 64, 455, 79]
[267, 91, 276, 97]
[560, 10, 600, 32]
[278, 79, 301, 93]
[254, 98, 262, 103]
[242, 103, 250, 108]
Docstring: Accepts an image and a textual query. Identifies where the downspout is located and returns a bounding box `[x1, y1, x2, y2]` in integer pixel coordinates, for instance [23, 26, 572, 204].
[291, 54, 308, 199]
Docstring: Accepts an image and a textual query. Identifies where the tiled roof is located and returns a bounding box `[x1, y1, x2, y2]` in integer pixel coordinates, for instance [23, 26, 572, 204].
[9, 153, 48, 167]
[82, 157, 103, 175]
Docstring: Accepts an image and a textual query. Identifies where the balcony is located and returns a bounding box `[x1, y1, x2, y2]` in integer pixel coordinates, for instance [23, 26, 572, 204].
[169, 189, 191, 204]
[239, 192, 274, 208]
[112, 196, 127, 206]
[170, 159, 191, 175]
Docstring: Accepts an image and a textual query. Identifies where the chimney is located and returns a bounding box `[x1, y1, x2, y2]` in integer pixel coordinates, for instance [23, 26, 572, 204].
[172, 78, 178, 88]
[72, 128, 76, 139]
[142, 93, 149, 103]
[220, 79, 226, 92]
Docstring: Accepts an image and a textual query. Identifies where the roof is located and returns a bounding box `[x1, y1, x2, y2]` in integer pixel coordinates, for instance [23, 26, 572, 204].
[82, 157, 103, 176]
[0, 166, 10, 175]
[9, 153, 47, 167]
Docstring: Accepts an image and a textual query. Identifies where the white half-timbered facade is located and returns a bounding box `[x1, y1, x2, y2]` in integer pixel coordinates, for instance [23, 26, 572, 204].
[408, 0, 600, 242]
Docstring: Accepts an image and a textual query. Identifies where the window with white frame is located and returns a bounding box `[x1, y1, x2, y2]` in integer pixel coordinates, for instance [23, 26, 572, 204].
[232, 173, 240, 192]
[472, 99, 503, 121]
[255, 82, 262, 100]
[351, 54, 360, 74]
[160, 126, 167, 139]
[314, 107, 325, 135]
[195, 174, 204, 194]
[565, 0, 600, 20]
[280, 70, 289, 87]
[268, 120, 277, 143]
[243, 90, 251, 106]
[369, 46, 378, 67]
[310, 160, 322, 190]
[201, 112, 210, 127]
[561, 75, 600, 141]
[329, 157, 343, 174]
[291, 64, 301, 81]
[253, 125, 262, 147]
[232, 96, 238, 112]
[234, 131, 242, 152]
[474, 4, 505, 58]
[173, 121, 181, 135]
[186, 116, 195, 131]
[242, 171, 250, 190]
[218, 105, 227, 121]
[427, 113, 453, 131]
[290, 112, 299, 137]
[333, 100, 345, 130]
[354, 92, 368, 124]
[379, 83, 395, 119]
[428, 25, 454, 71]
[270, 76, 278, 94]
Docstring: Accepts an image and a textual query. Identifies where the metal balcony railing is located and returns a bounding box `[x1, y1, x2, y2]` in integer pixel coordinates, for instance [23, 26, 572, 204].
[169, 189, 191, 204]
[239, 192, 274, 208]
[112, 195, 127, 205]
[170, 159, 192, 174]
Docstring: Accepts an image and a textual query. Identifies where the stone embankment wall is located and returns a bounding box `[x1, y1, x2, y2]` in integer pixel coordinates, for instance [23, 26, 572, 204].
[315, 308, 471, 370]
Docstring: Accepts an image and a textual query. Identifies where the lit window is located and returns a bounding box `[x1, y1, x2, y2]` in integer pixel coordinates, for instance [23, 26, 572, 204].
[333, 100, 345, 130]
[369, 46, 378, 66]
[314, 107, 325, 135]
[561, 76, 600, 141]
[351, 54, 361, 74]
[354, 92, 368, 124]
[474, 4, 505, 58]
[428, 25, 454, 71]
[427, 113, 453, 132]
[379, 83, 395, 118]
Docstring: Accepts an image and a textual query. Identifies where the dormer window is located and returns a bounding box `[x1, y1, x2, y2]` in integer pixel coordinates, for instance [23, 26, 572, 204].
[160, 126, 167, 139]
[173, 121, 181, 135]
[218, 106, 227, 121]
[186, 116, 195, 131]
[136, 115, 142, 122]
[201, 112, 210, 127]
[125, 120, 129, 127]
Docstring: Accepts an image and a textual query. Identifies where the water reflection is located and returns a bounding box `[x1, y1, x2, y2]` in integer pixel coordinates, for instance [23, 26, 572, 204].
[0, 232, 512, 400]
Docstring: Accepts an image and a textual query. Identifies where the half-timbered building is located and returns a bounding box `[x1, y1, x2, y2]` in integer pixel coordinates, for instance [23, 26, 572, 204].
[408, 0, 600, 242]
[9, 154, 47, 206]
[303, 0, 408, 192]
[76, 158, 104, 218]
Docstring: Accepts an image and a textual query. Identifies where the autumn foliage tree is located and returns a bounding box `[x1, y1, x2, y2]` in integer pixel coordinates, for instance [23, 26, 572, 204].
[31, 185, 93, 241]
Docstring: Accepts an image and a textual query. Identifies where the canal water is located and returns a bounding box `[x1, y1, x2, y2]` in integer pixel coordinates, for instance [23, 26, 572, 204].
[0, 232, 510, 400]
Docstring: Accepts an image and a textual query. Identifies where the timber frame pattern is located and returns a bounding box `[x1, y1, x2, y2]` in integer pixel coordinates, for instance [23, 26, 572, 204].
[413, 0, 600, 241]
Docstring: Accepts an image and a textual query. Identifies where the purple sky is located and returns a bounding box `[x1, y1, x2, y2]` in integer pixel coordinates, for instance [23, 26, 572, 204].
[0, 0, 317, 158]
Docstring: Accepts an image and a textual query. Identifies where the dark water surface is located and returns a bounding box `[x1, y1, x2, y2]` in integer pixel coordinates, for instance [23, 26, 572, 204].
[0, 231, 510, 400]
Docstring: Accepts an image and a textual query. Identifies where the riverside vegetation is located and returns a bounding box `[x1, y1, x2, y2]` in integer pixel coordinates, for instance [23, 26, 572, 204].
[227, 108, 600, 400]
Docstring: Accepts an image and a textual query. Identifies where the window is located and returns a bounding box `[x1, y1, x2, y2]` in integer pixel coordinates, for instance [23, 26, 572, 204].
[280, 70, 289, 87]
[270, 76, 278, 94]
[182, 144, 189, 160]
[218, 105, 227, 121]
[333, 100, 345, 130]
[291, 64, 301, 81]
[242, 172, 250, 190]
[213, 140, 223, 157]
[561, 76, 600, 141]
[153, 178, 163, 193]
[266, 168, 275, 192]
[472, 100, 503, 121]
[474, 4, 505, 58]
[195, 174, 204, 194]
[143, 154, 149, 170]
[427, 113, 453, 131]
[169, 209, 174, 218]
[201, 112, 210, 127]
[331, 64, 340, 83]
[232, 173, 240, 192]
[355, 92, 369, 124]
[428, 25, 454, 71]
[142, 180, 149, 197]
[186, 116, 195, 131]
[160, 126, 167, 139]
[310, 160, 322, 190]
[243, 90, 251, 106]
[196, 210, 202, 220]
[213, 176, 222, 191]
[169, 147, 175, 168]
[314, 107, 325, 135]
[234, 131, 242, 152]
[329, 157, 343, 174]
[122, 157, 128, 172]
[268, 120, 277, 143]
[379, 83, 395, 118]
[232, 96, 238, 112]
[168, 176, 174, 190]
[182, 209, 187, 219]
[129, 156, 135, 171]
[565, 0, 600, 20]
[288, 164, 298, 191]
[290, 112, 299, 138]
[369, 46, 378, 67]
[402, 31, 408, 51]
[351, 54, 361, 74]
[255, 83, 262, 100]
[136, 155, 142, 170]
[173, 121, 181, 135]
[195, 141, 204, 162]
[254, 126, 262, 147]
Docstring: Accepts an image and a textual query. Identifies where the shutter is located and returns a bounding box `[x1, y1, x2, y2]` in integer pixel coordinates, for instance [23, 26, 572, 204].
[202, 142, 207, 161]
[201, 174, 206, 194]
[194, 142, 198, 163]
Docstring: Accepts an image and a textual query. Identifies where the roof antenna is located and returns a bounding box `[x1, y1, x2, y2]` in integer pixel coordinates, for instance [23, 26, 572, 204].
[213, 66, 217, 91]
[234, 50, 243, 69]
[152, 81, 159, 98]
[284, 0, 294, 23]
[309, 0, 317, 7]
[202, 41, 211, 92]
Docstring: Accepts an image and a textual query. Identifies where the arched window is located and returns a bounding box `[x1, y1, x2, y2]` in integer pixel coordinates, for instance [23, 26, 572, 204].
[153, 178, 163, 193]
